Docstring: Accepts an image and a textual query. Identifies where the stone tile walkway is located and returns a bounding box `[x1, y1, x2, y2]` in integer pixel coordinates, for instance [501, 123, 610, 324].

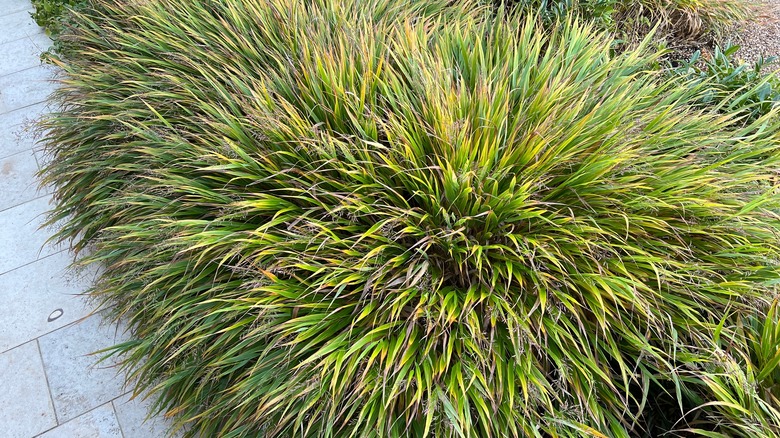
[0, 1, 175, 436]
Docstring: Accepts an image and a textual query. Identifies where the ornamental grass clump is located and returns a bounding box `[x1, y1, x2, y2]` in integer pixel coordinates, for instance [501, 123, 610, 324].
[512, 0, 753, 42]
[41, 0, 780, 436]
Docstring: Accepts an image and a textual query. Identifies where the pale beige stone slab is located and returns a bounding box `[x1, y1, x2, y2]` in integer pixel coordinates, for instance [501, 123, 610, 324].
[38, 402, 123, 438]
[39, 314, 129, 423]
[0, 250, 96, 353]
[0, 340, 57, 437]
[0, 9, 42, 46]
[0, 32, 50, 77]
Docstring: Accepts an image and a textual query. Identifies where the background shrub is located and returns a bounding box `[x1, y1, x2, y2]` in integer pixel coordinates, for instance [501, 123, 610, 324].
[624, 0, 752, 40]
[669, 44, 780, 123]
[513, 0, 752, 44]
[511, 0, 617, 26]
[30, 0, 85, 36]
[41, 0, 780, 436]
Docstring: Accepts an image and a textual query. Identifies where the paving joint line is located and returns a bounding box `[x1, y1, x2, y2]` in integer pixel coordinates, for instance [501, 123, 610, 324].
[0, 100, 49, 120]
[36, 338, 60, 426]
[0, 36, 46, 54]
[0, 308, 99, 357]
[0, 337, 34, 355]
[0, 97, 52, 118]
[33, 399, 118, 437]
[0, 60, 50, 76]
[111, 399, 127, 438]
[0, 8, 33, 21]
[0, 190, 52, 220]
[0, 246, 68, 279]
[0, 6, 146, 438]
[0, 61, 48, 81]
[0, 147, 36, 162]
[0, 49, 49, 81]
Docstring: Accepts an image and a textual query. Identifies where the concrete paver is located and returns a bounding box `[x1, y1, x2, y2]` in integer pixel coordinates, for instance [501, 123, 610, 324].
[0, 32, 49, 77]
[0, 65, 57, 115]
[0, 0, 37, 17]
[0, 102, 47, 160]
[0, 341, 57, 438]
[0, 251, 96, 353]
[0, 9, 41, 46]
[0, 196, 65, 274]
[38, 313, 129, 423]
[0, 149, 44, 210]
[37, 402, 123, 438]
[114, 393, 183, 438]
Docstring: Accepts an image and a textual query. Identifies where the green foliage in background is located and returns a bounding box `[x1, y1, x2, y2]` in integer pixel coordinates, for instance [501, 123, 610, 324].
[30, 0, 85, 36]
[39, 0, 780, 436]
[669, 44, 780, 123]
[511, 0, 617, 26]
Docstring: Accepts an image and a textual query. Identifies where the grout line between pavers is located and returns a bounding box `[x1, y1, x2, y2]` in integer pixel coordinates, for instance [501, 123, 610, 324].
[0, 62, 47, 81]
[0, 60, 48, 81]
[111, 399, 127, 438]
[0, 305, 98, 356]
[112, 389, 134, 402]
[0, 24, 37, 37]
[0, 176, 48, 209]
[0, 108, 51, 162]
[0, 65, 58, 117]
[0, 245, 66, 279]
[0, 97, 51, 118]
[0, 29, 49, 45]
[0, 189, 50, 218]
[0, 7, 34, 21]
[32, 400, 118, 437]
[0, 40, 49, 80]
[32, 145, 43, 170]
[0, 147, 37, 163]
[0, 146, 37, 164]
[36, 337, 60, 426]
[0, 337, 35, 355]
[0, 63, 56, 77]
[0, 100, 48, 121]
[0, 98, 49, 119]
[0, 129, 47, 156]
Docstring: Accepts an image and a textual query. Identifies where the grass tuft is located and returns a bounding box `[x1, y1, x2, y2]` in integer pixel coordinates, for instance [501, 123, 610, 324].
[40, 0, 780, 436]
[514, 0, 754, 43]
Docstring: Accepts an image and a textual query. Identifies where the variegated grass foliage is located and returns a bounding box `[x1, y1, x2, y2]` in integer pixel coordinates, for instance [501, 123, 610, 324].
[40, 0, 780, 436]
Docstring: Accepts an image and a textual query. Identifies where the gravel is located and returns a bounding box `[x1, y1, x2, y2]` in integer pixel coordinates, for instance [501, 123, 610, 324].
[728, 0, 780, 65]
